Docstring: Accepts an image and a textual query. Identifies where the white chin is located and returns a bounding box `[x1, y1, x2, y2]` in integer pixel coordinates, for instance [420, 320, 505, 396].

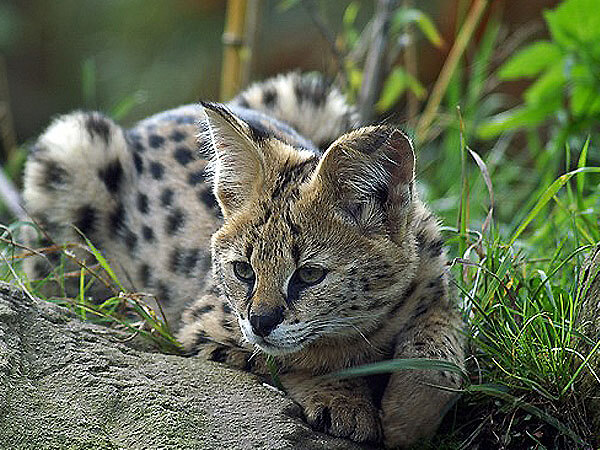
[256, 341, 303, 356]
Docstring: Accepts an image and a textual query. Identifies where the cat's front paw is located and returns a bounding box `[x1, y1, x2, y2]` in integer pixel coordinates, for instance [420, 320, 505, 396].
[302, 392, 382, 443]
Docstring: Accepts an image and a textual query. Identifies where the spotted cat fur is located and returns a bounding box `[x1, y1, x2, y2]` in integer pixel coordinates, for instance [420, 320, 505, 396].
[22, 72, 465, 448]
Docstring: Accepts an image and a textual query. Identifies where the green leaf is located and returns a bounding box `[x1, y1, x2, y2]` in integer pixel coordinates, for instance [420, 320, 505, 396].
[499, 41, 563, 79]
[328, 358, 468, 380]
[376, 67, 425, 112]
[79, 231, 125, 291]
[392, 8, 443, 48]
[570, 83, 600, 117]
[509, 167, 600, 246]
[523, 64, 565, 106]
[576, 137, 590, 202]
[545, 0, 600, 50]
[343, 1, 360, 28]
[477, 103, 557, 138]
[110, 91, 147, 121]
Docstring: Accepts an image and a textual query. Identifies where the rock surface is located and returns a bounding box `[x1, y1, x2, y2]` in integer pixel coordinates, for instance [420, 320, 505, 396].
[0, 282, 373, 450]
[579, 245, 600, 432]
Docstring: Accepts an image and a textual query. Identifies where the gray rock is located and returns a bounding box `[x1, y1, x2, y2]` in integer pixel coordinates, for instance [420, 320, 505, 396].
[578, 245, 600, 432]
[0, 282, 373, 450]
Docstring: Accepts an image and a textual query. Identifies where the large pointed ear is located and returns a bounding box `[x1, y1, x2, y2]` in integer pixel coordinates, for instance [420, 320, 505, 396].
[312, 126, 415, 233]
[201, 102, 264, 218]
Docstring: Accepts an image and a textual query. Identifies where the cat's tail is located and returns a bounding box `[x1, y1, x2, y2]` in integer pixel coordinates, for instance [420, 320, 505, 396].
[22, 111, 133, 283]
[231, 72, 359, 149]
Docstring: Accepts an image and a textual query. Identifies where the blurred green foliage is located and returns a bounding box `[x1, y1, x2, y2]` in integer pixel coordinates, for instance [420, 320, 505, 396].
[480, 0, 600, 146]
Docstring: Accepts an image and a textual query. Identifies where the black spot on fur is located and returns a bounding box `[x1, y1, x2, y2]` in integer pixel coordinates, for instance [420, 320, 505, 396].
[169, 248, 182, 273]
[236, 96, 250, 108]
[187, 170, 205, 186]
[427, 275, 444, 291]
[98, 159, 123, 193]
[124, 230, 138, 251]
[149, 134, 165, 149]
[247, 122, 271, 142]
[128, 135, 145, 152]
[33, 259, 50, 278]
[174, 147, 194, 166]
[192, 304, 214, 318]
[271, 158, 317, 199]
[194, 331, 210, 346]
[139, 264, 151, 285]
[294, 84, 306, 104]
[149, 161, 164, 180]
[221, 320, 234, 332]
[181, 249, 200, 276]
[85, 114, 111, 144]
[199, 251, 212, 273]
[197, 189, 217, 209]
[137, 192, 149, 214]
[74, 205, 97, 237]
[313, 407, 332, 432]
[412, 301, 431, 320]
[160, 188, 174, 207]
[141, 225, 154, 242]
[133, 152, 144, 174]
[155, 281, 171, 303]
[222, 303, 232, 314]
[262, 88, 277, 107]
[175, 115, 196, 125]
[165, 209, 185, 235]
[169, 130, 187, 143]
[291, 243, 300, 265]
[255, 207, 272, 227]
[289, 221, 301, 237]
[210, 347, 228, 363]
[109, 202, 126, 232]
[133, 140, 144, 152]
[428, 239, 444, 257]
[42, 161, 68, 190]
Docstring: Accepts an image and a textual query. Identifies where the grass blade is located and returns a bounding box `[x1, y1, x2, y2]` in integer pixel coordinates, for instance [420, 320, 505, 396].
[509, 167, 600, 246]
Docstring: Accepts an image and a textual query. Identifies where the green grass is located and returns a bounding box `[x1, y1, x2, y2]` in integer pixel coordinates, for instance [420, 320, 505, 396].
[0, 221, 181, 354]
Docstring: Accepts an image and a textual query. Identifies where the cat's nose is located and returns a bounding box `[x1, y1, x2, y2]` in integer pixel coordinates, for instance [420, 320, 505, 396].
[249, 305, 284, 337]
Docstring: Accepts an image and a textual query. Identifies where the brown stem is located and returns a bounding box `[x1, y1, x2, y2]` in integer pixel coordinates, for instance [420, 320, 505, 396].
[220, 0, 260, 101]
[415, 0, 488, 144]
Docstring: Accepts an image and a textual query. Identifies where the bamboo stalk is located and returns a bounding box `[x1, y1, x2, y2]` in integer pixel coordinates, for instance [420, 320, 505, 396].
[415, 0, 488, 143]
[220, 0, 260, 101]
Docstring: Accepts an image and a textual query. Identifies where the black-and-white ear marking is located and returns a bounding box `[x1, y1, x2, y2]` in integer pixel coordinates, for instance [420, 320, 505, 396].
[313, 126, 415, 233]
[201, 102, 265, 218]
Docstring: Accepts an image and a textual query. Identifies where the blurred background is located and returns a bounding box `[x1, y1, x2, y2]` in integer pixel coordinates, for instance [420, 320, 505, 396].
[2, 0, 553, 142]
[0, 0, 597, 230]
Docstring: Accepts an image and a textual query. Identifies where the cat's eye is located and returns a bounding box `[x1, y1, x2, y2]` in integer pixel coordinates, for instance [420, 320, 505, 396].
[233, 261, 255, 282]
[296, 266, 326, 285]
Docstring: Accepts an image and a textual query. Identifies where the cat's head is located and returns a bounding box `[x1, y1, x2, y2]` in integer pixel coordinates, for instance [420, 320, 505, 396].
[201, 103, 419, 355]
